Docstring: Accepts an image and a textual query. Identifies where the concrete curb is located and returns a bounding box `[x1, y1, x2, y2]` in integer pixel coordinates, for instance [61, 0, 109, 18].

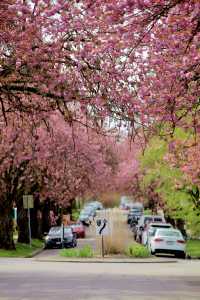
[26, 248, 44, 258]
[34, 257, 178, 263]
[186, 255, 200, 260]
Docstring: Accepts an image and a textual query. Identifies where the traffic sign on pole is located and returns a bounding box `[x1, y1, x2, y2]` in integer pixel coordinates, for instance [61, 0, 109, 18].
[23, 195, 34, 209]
[96, 218, 109, 236]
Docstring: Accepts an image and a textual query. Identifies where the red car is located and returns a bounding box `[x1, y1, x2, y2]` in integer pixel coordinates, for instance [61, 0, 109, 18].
[70, 223, 85, 238]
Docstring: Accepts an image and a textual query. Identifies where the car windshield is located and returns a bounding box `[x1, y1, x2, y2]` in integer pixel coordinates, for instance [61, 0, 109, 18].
[157, 230, 182, 237]
[49, 227, 61, 235]
[49, 227, 72, 235]
[71, 224, 81, 228]
[144, 217, 153, 223]
[131, 209, 142, 213]
[64, 227, 72, 234]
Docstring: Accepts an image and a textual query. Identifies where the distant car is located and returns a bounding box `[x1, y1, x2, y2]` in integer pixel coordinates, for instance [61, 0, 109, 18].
[127, 205, 143, 224]
[148, 228, 186, 258]
[79, 210, 93, 226]
[142, 222, 173, 245]
[136, 215, 165, 243]
[84, 202, 103, 212]
[44, 226, 77, 249]
[71, 223, 85, 238]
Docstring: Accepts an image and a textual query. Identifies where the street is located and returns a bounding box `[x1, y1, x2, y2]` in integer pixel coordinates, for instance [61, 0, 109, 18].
[0, 258, 200, 300]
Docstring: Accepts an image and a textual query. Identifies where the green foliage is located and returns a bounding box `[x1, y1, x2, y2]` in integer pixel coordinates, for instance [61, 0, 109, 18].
[126, 243, 150, 258]
[60, 245, 94, 258]
[143, 209, 152, 215]
[72, 209, 80, 221]
[139, 130, 200, 235]
[186, 239, 200, 258]
[0, 239, 43, 257]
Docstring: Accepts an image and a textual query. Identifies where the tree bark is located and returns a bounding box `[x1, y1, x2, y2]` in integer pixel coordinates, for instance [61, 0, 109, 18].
[17, 206, 29, 244]
[42, 199, 51, 234]
[0, 198, 15, 250]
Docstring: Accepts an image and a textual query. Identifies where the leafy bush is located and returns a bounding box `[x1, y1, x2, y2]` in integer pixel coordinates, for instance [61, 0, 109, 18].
[60, 245, 93, 258]
[79, 245, 93, 257]
[126, 243, 150, 258]
[186, 239, 200, 258]
[72, 209, 81, 221]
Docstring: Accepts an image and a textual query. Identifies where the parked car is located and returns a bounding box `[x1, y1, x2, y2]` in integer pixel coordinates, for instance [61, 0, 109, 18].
[136, 215, 165, 243]
[148, 228, 186, 258]
[142, 222, 173, 245]
[79, 212, 93, 226]
[127, 204, 143, 224]
[119, 196, 133, 210]
[44, 226, 77, 249]
[84, 201, 103, 211]
[71, 222, 85, 238]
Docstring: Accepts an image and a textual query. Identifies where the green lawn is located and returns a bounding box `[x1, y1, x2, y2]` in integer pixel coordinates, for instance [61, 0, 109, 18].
[186, 239, 200, 258]
[0, 239, 43, 258]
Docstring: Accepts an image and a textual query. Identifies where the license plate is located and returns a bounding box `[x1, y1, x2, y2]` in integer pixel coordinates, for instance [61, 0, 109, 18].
[56, 242, 61, 245]
[166, 241, 174, 245]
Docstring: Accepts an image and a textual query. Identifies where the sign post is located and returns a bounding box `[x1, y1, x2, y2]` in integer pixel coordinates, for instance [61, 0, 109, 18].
[23, 195, 34, 248]
[61, 223, 65, 248]
[96, 218, 109, 258]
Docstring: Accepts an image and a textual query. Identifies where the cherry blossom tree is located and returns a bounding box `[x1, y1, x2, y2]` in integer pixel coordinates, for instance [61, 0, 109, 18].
[1, 0, 199, 136]
[0, 113, 120, 249]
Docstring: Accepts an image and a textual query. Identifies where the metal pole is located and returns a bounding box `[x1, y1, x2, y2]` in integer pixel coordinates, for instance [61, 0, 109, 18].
[63, 224, 64, 249]
[61, 223, 64, 248]
[28, 208, 32, 248]
[102, 234, 104, 258]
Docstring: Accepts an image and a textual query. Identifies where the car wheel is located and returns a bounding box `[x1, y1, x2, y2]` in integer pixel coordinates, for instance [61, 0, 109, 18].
[176, 252, 186, 259]
[72, 240, 77, 248]
[150, 246, 155, 255]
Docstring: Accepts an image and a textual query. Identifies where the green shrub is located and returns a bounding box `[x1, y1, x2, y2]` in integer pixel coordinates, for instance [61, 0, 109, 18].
[126, 243, 150, 258]
[79, 245, 93, 257]
[186, 239, 200, 258]
[60, 245, 93, 258]
[72, 209, 80, 221]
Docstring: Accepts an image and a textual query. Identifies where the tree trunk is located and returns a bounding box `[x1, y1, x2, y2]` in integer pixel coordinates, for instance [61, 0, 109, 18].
[31, 196, 42, 239]
[17, 206, 29, 244]
[0, 198, 15, 250]
[42, 199, 51, 234]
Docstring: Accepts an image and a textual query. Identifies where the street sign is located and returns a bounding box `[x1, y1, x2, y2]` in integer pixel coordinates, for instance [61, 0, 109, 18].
[23, 195, 34, 209]
[96, 218, 109, 236]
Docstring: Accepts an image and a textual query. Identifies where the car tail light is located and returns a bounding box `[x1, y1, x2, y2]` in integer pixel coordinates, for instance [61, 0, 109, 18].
[177, 240, 185, 244]
[154, 238, 164, 242]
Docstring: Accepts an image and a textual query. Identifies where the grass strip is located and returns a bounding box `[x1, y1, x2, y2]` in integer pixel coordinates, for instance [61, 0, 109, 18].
[0, 239, 43, 257]
[60, 245, 93, 258]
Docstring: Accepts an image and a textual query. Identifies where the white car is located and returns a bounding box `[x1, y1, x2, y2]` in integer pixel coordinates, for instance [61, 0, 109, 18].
[148, 228, 186, 258]
[142, 222, 173, 245]
[136, 215, 165, 243]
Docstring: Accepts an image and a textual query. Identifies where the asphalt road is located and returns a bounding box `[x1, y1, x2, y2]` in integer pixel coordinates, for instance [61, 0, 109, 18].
[0, 258, 200, 300]
[37, 237, 96, 258]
